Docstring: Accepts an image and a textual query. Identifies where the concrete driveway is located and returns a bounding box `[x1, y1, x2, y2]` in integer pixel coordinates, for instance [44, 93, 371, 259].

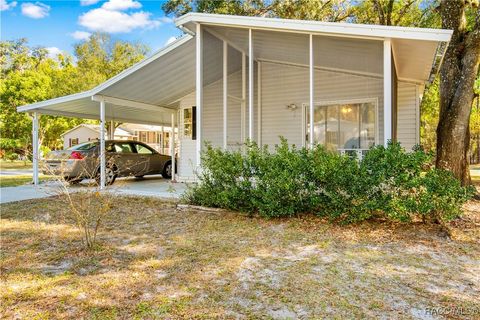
[0, 175, 187, 204]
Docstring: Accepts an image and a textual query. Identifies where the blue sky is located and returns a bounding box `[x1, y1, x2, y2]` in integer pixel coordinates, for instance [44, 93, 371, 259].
[1, 0, 183, 57]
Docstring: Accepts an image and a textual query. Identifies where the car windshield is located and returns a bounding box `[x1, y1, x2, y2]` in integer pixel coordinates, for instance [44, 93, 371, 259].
[67, 141, 97, 151]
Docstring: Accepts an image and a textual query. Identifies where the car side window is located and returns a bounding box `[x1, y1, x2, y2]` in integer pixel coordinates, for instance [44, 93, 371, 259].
[114, 143, 134, 153]
[135, 143, 154, 155]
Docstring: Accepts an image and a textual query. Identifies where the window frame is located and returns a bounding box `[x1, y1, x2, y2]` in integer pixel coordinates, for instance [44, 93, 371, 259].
[302, 97, 379, 149]
[111, 142, 135, 154]
[183, 106, 197, 140]
[133, 142, 157, 155]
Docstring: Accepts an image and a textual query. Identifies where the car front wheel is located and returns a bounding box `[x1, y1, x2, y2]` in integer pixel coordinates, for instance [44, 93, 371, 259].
[162, 162, 172, 179]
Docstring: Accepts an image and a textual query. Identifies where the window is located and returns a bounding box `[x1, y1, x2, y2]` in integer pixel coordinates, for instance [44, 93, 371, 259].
[306, 100, 376, 150]
[113, 143, 134, 153]
[137, 131, 158, 144]
[138, 131, 148, 143]
[183, 107, 196, 139]
[69, 138, 79, 147]
[135, 143, 154, 154]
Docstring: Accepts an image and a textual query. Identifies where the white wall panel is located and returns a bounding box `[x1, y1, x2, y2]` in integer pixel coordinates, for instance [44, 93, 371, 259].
[261, 62, 384, 148]
[397, 81, 419, 150]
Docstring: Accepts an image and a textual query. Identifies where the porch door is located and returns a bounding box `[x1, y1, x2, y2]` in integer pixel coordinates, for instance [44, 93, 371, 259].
[305, 101, 376, 150]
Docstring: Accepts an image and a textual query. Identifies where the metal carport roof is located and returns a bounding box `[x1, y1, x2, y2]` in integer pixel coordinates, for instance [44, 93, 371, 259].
[17, 34, 195, 125]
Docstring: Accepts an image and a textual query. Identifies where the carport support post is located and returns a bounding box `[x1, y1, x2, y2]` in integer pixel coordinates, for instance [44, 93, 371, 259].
[170, 113, 176, 182]
[223, 40, 228, 150]
[383, 38, 392, 147]
[248, 28, 254, 141]
[99, 100, 106, 189]
[32, 112, 39, 186]
[309, 34, 314, 149]
[241, 53, 246, 145]
[195, 23, 203, 167]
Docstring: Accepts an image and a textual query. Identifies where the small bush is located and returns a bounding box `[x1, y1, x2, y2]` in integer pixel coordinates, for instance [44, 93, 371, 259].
[4, 152, 19, 161]
[184, 140, 474, 223]
[0, 138, 21, 152]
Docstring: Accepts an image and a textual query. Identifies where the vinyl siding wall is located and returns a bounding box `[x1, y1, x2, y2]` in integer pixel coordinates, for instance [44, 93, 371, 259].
[397, 82, 420, 150]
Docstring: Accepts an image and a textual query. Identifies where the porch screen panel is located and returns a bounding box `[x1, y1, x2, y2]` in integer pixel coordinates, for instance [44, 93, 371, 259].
[226, 45, 244, 150]
[312, 34, 384, 147]
[202, 31, 224, 148]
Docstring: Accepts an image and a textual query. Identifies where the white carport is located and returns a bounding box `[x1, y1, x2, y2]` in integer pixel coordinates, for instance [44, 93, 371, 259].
[18, 35, 197, 188]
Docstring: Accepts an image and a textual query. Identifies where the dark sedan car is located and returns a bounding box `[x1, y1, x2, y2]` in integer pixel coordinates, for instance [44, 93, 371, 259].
[43, 140, 175, 185]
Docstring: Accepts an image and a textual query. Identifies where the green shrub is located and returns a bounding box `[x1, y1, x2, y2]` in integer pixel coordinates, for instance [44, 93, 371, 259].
[4, 152, 19, 161]
[184, 144, 256, 212]
[184, 140, 474, 223]
[0, 138, 21, 151]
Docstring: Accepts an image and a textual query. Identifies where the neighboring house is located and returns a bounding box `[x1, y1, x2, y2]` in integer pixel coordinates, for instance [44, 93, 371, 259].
[61, 124, 134, 149]
[19, 13, 453, 184]
[62, 123, 177, 155]
[121, 123, 177, 155]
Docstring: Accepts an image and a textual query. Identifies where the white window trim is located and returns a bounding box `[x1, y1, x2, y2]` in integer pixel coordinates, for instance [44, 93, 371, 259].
[301, 97, 379, 148]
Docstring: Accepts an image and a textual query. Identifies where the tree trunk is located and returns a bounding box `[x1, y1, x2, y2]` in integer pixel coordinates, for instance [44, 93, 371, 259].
[436, 0, 480, 186]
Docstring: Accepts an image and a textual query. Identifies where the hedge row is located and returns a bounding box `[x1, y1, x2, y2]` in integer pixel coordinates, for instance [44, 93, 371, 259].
[184, 140, 474, 223]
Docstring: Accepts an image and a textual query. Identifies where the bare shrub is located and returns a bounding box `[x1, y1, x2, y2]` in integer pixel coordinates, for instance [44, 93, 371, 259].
[41, 153, 149, 249]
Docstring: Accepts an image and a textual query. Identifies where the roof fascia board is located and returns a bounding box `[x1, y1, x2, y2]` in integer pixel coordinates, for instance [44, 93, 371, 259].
[176, 13, 452, 42]
[17, 91, 93, 112]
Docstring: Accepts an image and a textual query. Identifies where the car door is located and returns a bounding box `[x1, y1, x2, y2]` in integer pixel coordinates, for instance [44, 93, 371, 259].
[110, 142, 137, 176]
[133, 143, 160, 175]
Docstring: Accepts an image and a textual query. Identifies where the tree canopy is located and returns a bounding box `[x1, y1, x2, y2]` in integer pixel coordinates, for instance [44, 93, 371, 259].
[0, 34, 149, 153]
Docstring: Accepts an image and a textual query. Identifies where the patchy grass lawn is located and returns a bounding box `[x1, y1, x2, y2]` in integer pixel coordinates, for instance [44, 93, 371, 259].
[0, 175, 53, 188]
[0, 160, 32, 170]
[1, 196, 479, 319]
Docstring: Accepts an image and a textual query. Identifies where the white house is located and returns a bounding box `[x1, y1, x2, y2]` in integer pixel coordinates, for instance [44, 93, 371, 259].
[61, 124, 134, 149]
[121, 123, 177, 155]
[18, 13, 452, 187]
[61, 123, 176, 154]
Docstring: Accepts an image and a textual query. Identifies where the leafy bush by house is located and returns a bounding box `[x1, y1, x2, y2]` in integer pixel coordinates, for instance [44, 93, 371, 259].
[184, 140, 474, 223]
